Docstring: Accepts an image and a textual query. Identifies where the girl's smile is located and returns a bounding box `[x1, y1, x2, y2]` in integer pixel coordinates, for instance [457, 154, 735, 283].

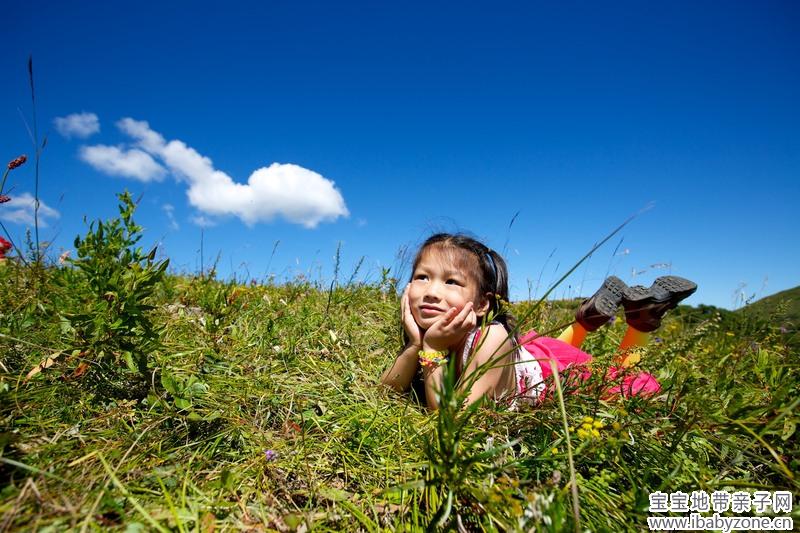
[419, 304, 446, 318]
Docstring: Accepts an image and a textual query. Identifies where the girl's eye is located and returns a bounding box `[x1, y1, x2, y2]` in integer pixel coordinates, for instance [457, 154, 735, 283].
[446, 279, 461, 286]
[414, 274, 428, 281]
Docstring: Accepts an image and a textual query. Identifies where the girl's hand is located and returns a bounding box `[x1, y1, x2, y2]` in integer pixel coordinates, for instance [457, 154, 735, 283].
[401, 284, 424, 347]
[422, 302, 477, 352]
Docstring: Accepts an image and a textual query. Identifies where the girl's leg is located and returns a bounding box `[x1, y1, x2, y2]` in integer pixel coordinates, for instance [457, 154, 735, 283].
[574, 276, 627, 333]
[615, 325, 649, 367]
[619, 326, 649, 351]
[557, 322, 588, 348]
[616, 276, 697, 366]
[565, 276, 628, 348]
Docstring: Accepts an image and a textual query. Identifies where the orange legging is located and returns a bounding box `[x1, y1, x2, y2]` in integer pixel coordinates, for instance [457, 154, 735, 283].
[557, 323, 649, 366]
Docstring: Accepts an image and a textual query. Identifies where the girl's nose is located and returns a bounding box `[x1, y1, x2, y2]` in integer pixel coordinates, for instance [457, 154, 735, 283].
[423, 280, 443, 300]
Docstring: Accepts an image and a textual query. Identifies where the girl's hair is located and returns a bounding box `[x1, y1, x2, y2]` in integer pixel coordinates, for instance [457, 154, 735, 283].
[409, 233, 517, 334]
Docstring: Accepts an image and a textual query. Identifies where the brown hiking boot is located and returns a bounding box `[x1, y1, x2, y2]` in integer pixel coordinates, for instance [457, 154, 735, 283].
[575, 276, 628, 331]
[622, 276, 697, 332]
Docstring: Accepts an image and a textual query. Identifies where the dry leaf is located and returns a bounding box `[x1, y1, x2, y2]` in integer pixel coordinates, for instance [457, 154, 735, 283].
[71, 361, 90, 379]
[25, 351, 63, 381]
[200, 512, 216, 533]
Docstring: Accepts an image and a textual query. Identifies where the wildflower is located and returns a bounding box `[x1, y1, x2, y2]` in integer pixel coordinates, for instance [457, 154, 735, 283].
[7, 155, 27, 170]
[592, 420, 604, 429]
[591, 429, 601, 438]
[264, 450, 278, 461]
[551, 447, 558, 455]
[576, 428, 589, 439]
[583, 416, 594, 424]
[612, 422, 622, 432]
[0, 195, 10, 204]
[0, 236, 11, 260]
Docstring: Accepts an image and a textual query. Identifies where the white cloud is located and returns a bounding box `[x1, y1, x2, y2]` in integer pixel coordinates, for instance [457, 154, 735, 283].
[190, 215, 216, 228]
[80, 145, 167, 182]
[114, 118, 349, 228]
[162, 203, 179, 231]
[0, 193, 60, 227]
[53, 112, 100, 139]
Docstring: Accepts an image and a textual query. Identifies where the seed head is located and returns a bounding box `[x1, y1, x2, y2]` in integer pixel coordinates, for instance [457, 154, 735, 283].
[7, 155, 27, 170]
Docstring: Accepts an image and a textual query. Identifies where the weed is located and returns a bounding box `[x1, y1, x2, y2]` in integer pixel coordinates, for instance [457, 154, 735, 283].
[59, 191, 168, 397]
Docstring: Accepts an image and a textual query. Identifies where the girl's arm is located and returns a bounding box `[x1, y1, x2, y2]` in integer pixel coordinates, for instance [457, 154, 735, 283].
[380, 342, 421, 392]
[381, 285, 424, 392]
[420, 303, 477, 410]
[424, 325, 514, 409]
[458, 324, 516, 407]
[422, 363, 445, 410]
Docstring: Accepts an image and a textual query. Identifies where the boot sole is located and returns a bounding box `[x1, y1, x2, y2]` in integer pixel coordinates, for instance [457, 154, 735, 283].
[623, 276, 697, 305]
[575, 275, 630, 331]
[591, 276, 628, 316]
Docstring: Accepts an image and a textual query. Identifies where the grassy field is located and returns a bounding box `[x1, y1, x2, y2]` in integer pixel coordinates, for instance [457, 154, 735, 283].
[1, 200, 798, 531]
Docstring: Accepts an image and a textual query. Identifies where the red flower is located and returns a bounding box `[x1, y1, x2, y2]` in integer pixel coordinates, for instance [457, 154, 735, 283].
[0, 236, 11, 254]
[0, 195, 10, 204]
[7, 155, 27, 170]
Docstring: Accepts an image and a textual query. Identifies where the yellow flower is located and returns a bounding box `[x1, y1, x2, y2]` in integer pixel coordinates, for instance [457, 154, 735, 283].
[612, 422, 622, 431]
[583, 416, 594, 424]
[622, 352, 641, 367]
[591, 429, 601, 438]
[551, 448, 559, 455]
[577, 428, 589, 439]
[593, 420, 604, 429]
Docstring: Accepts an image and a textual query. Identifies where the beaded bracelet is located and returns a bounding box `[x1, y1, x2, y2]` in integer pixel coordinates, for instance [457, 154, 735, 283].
[418, 350, 449, 368]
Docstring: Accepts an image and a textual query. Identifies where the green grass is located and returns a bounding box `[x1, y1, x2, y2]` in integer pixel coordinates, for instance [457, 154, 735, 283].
[1, 261, 798, 531]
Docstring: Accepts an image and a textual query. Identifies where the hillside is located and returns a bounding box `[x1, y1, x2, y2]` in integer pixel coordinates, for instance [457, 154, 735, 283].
[737, 285, 800, 327]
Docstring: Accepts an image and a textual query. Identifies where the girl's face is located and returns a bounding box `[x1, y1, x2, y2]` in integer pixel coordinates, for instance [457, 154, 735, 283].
[408, 246, 488, 330]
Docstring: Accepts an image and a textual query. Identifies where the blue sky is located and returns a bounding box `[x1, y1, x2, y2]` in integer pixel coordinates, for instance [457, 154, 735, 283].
[2, 0, 798, 309]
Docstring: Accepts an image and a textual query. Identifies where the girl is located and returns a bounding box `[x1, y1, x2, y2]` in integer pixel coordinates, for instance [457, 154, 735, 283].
[380, 233, 697, 410]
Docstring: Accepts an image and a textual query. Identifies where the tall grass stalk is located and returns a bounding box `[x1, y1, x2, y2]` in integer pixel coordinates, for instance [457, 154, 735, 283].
[26, 56, 44, 268]
[549, 358, 581, 532]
